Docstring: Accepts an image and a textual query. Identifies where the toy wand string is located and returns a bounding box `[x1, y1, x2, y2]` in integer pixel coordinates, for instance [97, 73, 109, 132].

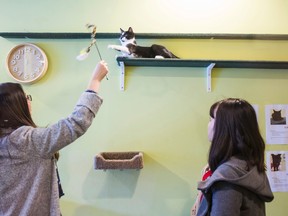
[76, 24, 108, 80]
[88, 24, 108, 80]
[88, 24, 109, 80]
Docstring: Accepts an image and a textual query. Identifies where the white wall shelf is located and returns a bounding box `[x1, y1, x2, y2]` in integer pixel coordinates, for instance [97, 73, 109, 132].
[116, 57, 288, 92]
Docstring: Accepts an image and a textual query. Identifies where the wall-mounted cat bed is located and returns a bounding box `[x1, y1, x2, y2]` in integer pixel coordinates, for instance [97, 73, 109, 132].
[94, 152, 144, 170]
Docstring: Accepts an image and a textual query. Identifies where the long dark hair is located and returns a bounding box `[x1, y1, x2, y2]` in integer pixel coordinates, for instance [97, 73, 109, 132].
[0, 82, 36, 135]
[208, 98, 266, 173]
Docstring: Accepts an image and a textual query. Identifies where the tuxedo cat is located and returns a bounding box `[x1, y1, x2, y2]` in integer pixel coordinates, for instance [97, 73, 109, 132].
[108, 27, 179, 58]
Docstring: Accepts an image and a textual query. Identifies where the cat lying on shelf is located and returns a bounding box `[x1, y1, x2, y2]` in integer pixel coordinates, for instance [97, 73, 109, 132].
[108, 27, 179, 59]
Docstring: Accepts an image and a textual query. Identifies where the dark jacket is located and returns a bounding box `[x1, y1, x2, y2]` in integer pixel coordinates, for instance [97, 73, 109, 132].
[197, 157, 274, 216]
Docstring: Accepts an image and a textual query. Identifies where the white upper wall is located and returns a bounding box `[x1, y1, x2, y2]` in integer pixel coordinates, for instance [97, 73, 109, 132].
[1, 0, 288, 33]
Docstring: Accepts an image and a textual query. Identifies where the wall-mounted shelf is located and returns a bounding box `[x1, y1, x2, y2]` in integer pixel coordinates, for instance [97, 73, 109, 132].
[94, 151, 144, 170]
[2, 32, 288, 40]
[116, 57, 288, 92]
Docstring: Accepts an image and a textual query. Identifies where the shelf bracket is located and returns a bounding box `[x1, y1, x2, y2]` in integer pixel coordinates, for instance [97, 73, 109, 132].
[206, 63, 216, 92]
[119, 61, 125, 91]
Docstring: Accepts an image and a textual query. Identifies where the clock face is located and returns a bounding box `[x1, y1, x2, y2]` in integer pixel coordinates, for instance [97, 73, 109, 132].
[6, 43, 48, 84]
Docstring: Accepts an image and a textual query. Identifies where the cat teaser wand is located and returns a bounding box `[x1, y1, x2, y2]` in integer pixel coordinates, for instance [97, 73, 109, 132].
[76, 24, 108, 80]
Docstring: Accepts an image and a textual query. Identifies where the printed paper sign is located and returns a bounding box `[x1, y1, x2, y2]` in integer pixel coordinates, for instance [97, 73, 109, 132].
[265, 105, 288, 144]
[266, 151, 288, 192]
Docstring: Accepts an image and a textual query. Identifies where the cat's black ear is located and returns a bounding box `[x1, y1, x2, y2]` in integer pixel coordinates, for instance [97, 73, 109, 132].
[120, 28, 124, 33]
[128, 27, 133, 33]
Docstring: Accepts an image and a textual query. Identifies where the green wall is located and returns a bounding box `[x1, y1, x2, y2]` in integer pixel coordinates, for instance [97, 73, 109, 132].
[1, 1, 288, 215]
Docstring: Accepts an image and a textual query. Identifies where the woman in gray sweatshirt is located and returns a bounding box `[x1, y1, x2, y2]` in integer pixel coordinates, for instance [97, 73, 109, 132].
[0, 61, 108, 216]
[196, 98, 274, 216]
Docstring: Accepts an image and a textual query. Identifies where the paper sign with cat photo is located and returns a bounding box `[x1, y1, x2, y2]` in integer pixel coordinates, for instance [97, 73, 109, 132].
[108, 27, 179, 59]
[266, 151, 288, 192]
[265, 104, 288, 144]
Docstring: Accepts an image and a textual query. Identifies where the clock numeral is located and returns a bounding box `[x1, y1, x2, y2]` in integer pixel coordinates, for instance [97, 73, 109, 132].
[34, 67, 40, 73]
[13, 54, 20, 60]
[24, 74, 29, 80]
[17, 49, 24, 55]
[25, 47, 31, 53]
[36, 54, 41, 60]
[31, 73, 36, 78]
[10, 60, 16, 65]
[17, 71, 23, 76]
[13, 66, 18, 72]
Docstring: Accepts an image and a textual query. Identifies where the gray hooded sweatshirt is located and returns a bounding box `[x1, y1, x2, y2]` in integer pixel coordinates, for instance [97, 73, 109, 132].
[0, 92, 102, 216]
[197, 157, 274, 216]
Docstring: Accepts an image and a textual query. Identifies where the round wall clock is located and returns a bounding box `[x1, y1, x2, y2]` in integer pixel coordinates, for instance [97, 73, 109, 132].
[6, 43, 48, 84]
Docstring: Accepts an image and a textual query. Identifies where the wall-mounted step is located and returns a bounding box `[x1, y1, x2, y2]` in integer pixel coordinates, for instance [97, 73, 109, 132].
[94, 151, 144, 170]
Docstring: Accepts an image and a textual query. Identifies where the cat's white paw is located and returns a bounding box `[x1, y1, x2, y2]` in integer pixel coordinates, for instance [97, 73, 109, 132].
[108, 45, 115, 49]
[155, 55, 164, 59]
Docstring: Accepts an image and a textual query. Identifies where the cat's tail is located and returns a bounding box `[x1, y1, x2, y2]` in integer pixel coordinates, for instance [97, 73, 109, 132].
[164, 48, 179, 59]
[170, 53, 179, 59]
